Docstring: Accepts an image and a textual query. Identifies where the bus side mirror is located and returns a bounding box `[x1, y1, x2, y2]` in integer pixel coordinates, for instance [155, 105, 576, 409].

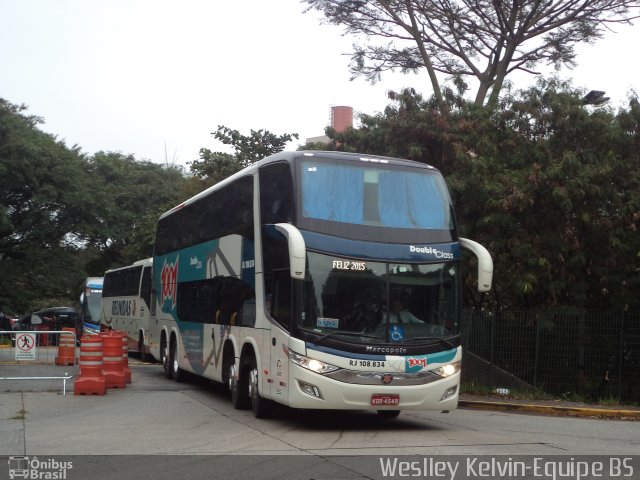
[274, 223, 306, 280]
[459, 237, 493, 292]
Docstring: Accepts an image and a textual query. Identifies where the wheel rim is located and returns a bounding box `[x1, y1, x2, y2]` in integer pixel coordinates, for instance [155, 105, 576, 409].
[172, 345, 179, 374]
[228, 363, 236, 392]
[249, 367, 258, 401]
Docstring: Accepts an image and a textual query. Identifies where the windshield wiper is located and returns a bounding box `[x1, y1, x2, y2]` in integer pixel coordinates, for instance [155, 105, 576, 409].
[314, 330, 383, 342]
[405, 336, 457, 349]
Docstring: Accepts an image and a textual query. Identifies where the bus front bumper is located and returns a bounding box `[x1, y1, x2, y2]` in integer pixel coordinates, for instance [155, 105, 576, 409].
[285, 363, 460, 411]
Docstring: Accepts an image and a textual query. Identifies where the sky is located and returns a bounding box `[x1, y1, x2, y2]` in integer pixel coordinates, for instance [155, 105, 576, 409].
[1, 1, 639, 170]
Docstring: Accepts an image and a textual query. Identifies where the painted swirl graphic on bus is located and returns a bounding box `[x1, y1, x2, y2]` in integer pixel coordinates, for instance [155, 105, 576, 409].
[160, 256, 179, 310]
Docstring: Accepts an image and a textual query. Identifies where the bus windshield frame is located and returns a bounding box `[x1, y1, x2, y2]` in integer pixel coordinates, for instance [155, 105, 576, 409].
[295, 251, 460, 349]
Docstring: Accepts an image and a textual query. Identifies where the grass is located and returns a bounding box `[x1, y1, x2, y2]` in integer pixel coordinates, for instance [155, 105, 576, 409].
[460, 380, 553, 400]
[598, 395, 626, 406]
[461, 381, 640, 407]
[10, 408, 27, 420]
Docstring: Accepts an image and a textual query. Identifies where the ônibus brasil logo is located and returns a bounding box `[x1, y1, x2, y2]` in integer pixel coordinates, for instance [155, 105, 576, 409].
[8, 456, 73, 479]
[160, 256, 179, 309]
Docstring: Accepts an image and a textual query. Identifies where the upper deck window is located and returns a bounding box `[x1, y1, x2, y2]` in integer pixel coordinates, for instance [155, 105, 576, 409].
[155, 175, 253, 256]
[299, 159, 454, 241]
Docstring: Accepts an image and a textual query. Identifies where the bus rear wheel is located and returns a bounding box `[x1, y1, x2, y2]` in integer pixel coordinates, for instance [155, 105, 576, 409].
[231, 359, 250, 410]
[222, 349, 235, 394]
[169, 338, 184, 382]
[248, 357, 272, 418]
[138, 331, 148, 362]
[162, 340, 171, 379]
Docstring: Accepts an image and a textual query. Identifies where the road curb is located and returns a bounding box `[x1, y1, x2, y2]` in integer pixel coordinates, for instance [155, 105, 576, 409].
[458, 400, 640, 420]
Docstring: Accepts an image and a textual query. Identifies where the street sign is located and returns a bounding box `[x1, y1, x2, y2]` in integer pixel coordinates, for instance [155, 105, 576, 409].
[15, 333, 37, 360]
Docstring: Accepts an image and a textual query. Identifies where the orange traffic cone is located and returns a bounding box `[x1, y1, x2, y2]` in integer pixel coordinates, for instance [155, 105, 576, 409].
[74, 334, 106, 395]
[55, 328, 76, 366]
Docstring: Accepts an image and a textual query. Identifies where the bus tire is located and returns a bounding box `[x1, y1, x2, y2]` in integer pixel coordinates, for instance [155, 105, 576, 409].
[248, 356, 272, 419]
[138, 331, 147, 362]
[377, 410, 400, 419]
[222, 351, 235, 394]
[231, 358, 251, 410]
[170, 338, 184, 382]
[162, 339, 172, 379]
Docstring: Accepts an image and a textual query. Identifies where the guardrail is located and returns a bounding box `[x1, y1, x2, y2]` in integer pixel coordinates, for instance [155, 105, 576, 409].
[0, 330, 78, 395]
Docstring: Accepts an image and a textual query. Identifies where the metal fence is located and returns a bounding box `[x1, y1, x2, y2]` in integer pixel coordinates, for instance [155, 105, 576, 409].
[460, 309, 640, 402]
[0, 330, 78, 394]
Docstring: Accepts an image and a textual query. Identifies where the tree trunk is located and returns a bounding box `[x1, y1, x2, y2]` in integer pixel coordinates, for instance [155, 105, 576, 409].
[474, 81, 492, 107]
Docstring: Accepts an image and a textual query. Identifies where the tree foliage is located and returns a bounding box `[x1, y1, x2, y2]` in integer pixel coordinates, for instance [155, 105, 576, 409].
[3, 88, 639, 314]
[321, 81, 640, 310]
[0, 104, 299, 314]
[453, 82, 640, 309]
[0, 99, 188, 314]
[0, 100, 94, 312]
[304, 0, 639, 111]
[83, 151, 186, 271]
[189, 125, 299, 186]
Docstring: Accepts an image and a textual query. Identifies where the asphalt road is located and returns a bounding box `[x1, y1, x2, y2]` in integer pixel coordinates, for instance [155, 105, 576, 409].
[0, 360, 638, 480]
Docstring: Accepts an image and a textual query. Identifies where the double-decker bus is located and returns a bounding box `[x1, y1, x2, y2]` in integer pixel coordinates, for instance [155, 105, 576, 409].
[101, 258, 153, 357]
[79, 277, 104, 335]
[150, 151, 492, 418]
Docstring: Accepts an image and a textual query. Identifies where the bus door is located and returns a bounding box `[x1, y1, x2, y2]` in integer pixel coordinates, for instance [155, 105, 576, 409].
[268, 268, 291, 402]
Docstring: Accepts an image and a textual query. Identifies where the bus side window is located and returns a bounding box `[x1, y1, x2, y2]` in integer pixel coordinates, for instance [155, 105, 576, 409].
[236, 281, 256, 327]
[177, 278, 219, 324]
[259, 162, 294, 224]
[141, 267, 152, 309]
[150, 289, 156, 316]
[240, 298, 256, 327]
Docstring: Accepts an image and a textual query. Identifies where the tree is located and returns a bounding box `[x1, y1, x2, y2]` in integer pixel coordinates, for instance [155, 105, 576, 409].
[304, 0, 639, 112]
[304, 88, 463, 174]
[189, 125, 299, 185]
[0, 99, 95, 313]
[85, 152, 187, 271]
[0, 100, 190, 313]
[310, 81, 640, 310]
[188, 150, 243, 187]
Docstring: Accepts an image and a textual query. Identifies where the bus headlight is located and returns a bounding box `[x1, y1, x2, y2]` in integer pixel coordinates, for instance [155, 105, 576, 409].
[284, 346, 340, 374]
[431, 361, 461, 378]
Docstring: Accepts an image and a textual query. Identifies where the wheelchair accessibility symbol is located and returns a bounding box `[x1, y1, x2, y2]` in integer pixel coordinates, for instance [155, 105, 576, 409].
[389, 324, 404, 342]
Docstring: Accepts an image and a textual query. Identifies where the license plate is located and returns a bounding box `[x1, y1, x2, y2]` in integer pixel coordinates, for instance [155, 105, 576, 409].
[371, 394, 400, 406]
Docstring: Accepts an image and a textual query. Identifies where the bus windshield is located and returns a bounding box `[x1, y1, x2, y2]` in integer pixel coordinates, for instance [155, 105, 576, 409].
[298, 251, 459, 345]
[299, 159, 453, 230]
[80, 277, 103, 333]
[83, 287, 102, 325]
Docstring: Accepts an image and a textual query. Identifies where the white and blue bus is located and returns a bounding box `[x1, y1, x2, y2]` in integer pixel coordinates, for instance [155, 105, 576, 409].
[101, 258, 153, 357]
[79, 276, 103, 335]
[150, 151, 492, 418]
